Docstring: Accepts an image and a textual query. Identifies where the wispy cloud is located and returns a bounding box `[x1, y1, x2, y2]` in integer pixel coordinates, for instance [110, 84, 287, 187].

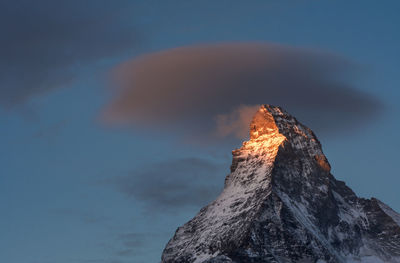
[0, 0, 142, 109]
[50, 208, 109, 225]
[104, 158, 226, 211]
[32, 120, 68, 139]
[113, 233, 149, 257]
[215, 104, 261, 138]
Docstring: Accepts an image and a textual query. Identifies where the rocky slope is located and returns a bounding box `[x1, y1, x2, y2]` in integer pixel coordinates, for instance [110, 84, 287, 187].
[161, 105, 400, 263]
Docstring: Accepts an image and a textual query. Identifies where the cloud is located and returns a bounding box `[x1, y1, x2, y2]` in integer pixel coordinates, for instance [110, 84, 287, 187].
[117, 233, 146, 248]
[32, 120, 68, 139]
[80, 233, 150, 263]
[50, 208, 109, 225]
[106, 158, 226, 211]
[215, 104, 261, 138]
[102, 43, 383, 139]
[110, 232, 169, 262]
[0, 0, 141, 108]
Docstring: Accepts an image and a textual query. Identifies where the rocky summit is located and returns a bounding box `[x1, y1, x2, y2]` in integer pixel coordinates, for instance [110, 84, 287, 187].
[161, 105, 400, 263]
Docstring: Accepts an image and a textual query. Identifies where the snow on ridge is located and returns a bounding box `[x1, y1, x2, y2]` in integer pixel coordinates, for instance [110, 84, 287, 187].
[276, 190, 345, 262]
[161, 105, 400, 263]
[377, 200, 400, 226]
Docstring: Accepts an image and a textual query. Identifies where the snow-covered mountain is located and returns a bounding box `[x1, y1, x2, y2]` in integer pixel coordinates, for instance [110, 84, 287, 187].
[161, 105, 400, 263]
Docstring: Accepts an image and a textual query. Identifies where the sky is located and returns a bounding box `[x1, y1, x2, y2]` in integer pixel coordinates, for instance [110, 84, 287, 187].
[1, 1, 400, 263]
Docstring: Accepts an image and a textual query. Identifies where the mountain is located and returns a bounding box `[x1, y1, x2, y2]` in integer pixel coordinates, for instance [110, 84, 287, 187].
[161, 105, 400, 263]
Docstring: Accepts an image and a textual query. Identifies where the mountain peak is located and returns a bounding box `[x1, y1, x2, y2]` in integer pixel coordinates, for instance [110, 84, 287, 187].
[162, 105, 400, 263]
[245, 104, 330, 174]
[249, 105, 281, 140]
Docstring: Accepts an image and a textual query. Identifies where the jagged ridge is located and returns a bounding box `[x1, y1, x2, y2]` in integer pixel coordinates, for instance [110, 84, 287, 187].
[162, 105, 400, 263]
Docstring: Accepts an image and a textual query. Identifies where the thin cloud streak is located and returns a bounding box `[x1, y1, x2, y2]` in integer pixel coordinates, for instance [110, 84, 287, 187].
[105, 158, 226, 211]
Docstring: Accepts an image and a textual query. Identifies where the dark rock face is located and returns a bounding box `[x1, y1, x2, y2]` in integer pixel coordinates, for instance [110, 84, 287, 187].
[161, 105, 400, 263]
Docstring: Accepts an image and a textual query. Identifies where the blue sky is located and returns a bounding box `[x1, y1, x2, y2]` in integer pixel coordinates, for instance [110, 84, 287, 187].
[1, 1, 400, 263]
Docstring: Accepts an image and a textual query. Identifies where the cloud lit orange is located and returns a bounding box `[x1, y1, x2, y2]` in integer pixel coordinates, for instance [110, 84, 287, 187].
[102, 42, 382, 140]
